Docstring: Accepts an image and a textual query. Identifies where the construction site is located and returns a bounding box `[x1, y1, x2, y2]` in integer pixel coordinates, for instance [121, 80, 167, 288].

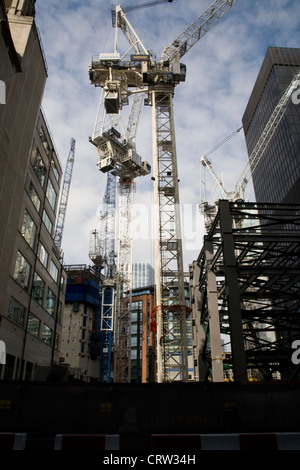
[1, 0, 300, 453]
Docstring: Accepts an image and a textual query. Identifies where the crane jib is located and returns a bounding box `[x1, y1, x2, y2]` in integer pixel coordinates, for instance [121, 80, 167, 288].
[161, 0, 239, 63]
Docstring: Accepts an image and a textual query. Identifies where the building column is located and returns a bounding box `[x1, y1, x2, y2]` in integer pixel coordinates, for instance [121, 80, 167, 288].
[219, 200, 248, 382]
[205, 239, 224, 382]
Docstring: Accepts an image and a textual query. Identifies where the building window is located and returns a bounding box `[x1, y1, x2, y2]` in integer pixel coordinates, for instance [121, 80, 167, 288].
[42, 324, 52, 345]
[8, 297, 26, 327]
[21, 210, 36, 249]
[39, 126, 51, 155]
[27, 313, 40, 337]
[28, 182, 41, 213]
[31, 146, 46, 187]
[49, 260, 59, 282]
[46, 179, 57, 211]
[37, 242, 48, 268]
[42, 209, 53, 234]
[32, 272, 45, 306]
[51, 159, 59, 182]
[13, 251, 31, 289]
[46, 288, 56, 316]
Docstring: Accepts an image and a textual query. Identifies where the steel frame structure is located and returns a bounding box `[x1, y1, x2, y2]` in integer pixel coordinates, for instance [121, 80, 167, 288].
[191, 200, 300, 382]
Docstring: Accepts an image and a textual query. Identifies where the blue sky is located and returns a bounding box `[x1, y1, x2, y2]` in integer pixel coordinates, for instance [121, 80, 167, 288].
[34, 0, 300, 271]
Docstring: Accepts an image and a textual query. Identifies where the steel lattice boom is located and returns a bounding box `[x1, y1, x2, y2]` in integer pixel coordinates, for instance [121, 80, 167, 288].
[54, 137, 75, 250]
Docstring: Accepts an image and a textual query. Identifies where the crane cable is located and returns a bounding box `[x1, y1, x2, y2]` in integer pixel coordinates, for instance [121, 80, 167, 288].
[123, 0, 173, 12]
[267, 0, 287, 48]
[202, 126, 243, 158]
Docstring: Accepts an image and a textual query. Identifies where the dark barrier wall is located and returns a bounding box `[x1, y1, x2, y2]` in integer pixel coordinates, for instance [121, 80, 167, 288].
[0, 381, 299, 449]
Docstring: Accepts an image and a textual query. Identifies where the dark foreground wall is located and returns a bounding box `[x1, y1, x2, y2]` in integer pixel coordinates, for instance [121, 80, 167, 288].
[0, 380, 299, 449]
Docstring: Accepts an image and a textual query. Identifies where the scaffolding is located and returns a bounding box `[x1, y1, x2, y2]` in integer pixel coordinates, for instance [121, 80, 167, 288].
[190, 200, 300, 382]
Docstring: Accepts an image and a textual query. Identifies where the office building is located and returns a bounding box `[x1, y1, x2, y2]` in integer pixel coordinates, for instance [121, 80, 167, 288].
[127, 282, 194, 383]
[128, 263, 155, 290]
[242, 47, 300, 204]
[129, 285, 155, 383]
[0, 1, 66, 380]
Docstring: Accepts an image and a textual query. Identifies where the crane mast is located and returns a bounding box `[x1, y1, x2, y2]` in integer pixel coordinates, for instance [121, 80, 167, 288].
[89, 79, 148, 382]
[89, 170, 116, 383]
[89, 0, 239, 382]
[54, 137, 75, 251]
[99, 171, 117, 278]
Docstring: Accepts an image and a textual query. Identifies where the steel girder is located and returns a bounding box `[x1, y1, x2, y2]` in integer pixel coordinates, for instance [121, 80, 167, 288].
[192, 200, 300, 382]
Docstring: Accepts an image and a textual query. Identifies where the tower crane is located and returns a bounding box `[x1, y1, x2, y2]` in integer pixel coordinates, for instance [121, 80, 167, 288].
[89, 0, 239, 383]
[89, 169, 116, 383]
[89, 86, 148, 382]
[54, 137, 76, 252]
[200, 71, 300, 231]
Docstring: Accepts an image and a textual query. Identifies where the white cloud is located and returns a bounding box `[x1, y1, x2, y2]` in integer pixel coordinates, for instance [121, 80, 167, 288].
[35, 0, 300, 271]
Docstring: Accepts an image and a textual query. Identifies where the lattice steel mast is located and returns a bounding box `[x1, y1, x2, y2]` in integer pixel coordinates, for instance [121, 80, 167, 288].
[89, 81, 148, 382]
[54, 137, 75, 250]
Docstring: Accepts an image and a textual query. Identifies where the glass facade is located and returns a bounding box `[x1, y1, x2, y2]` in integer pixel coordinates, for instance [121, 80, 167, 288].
[31, 145, 46, 187]
[242, 48, 300, 204]
[21, 209, 37, 248]
[46, 178, 57, 211]
[13, 251, 31, 288]
[8, 297, 26, 327]
[128, 263, 155, 289]
[130, 300, 143, 382]
[8, 112, 64, 361]
[28, 182, 41, 212]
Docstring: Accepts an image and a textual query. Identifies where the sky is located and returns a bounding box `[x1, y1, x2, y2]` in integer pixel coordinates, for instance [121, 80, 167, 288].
[34, 0, 300, 273]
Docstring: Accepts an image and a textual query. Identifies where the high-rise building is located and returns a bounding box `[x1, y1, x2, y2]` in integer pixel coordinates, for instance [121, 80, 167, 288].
[125, 282, 194, 383]
[0, 1, 66, 380]
[129, 262, 155, 289]
[130, 285, 155, 383]
[242, 47, 300, 204]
